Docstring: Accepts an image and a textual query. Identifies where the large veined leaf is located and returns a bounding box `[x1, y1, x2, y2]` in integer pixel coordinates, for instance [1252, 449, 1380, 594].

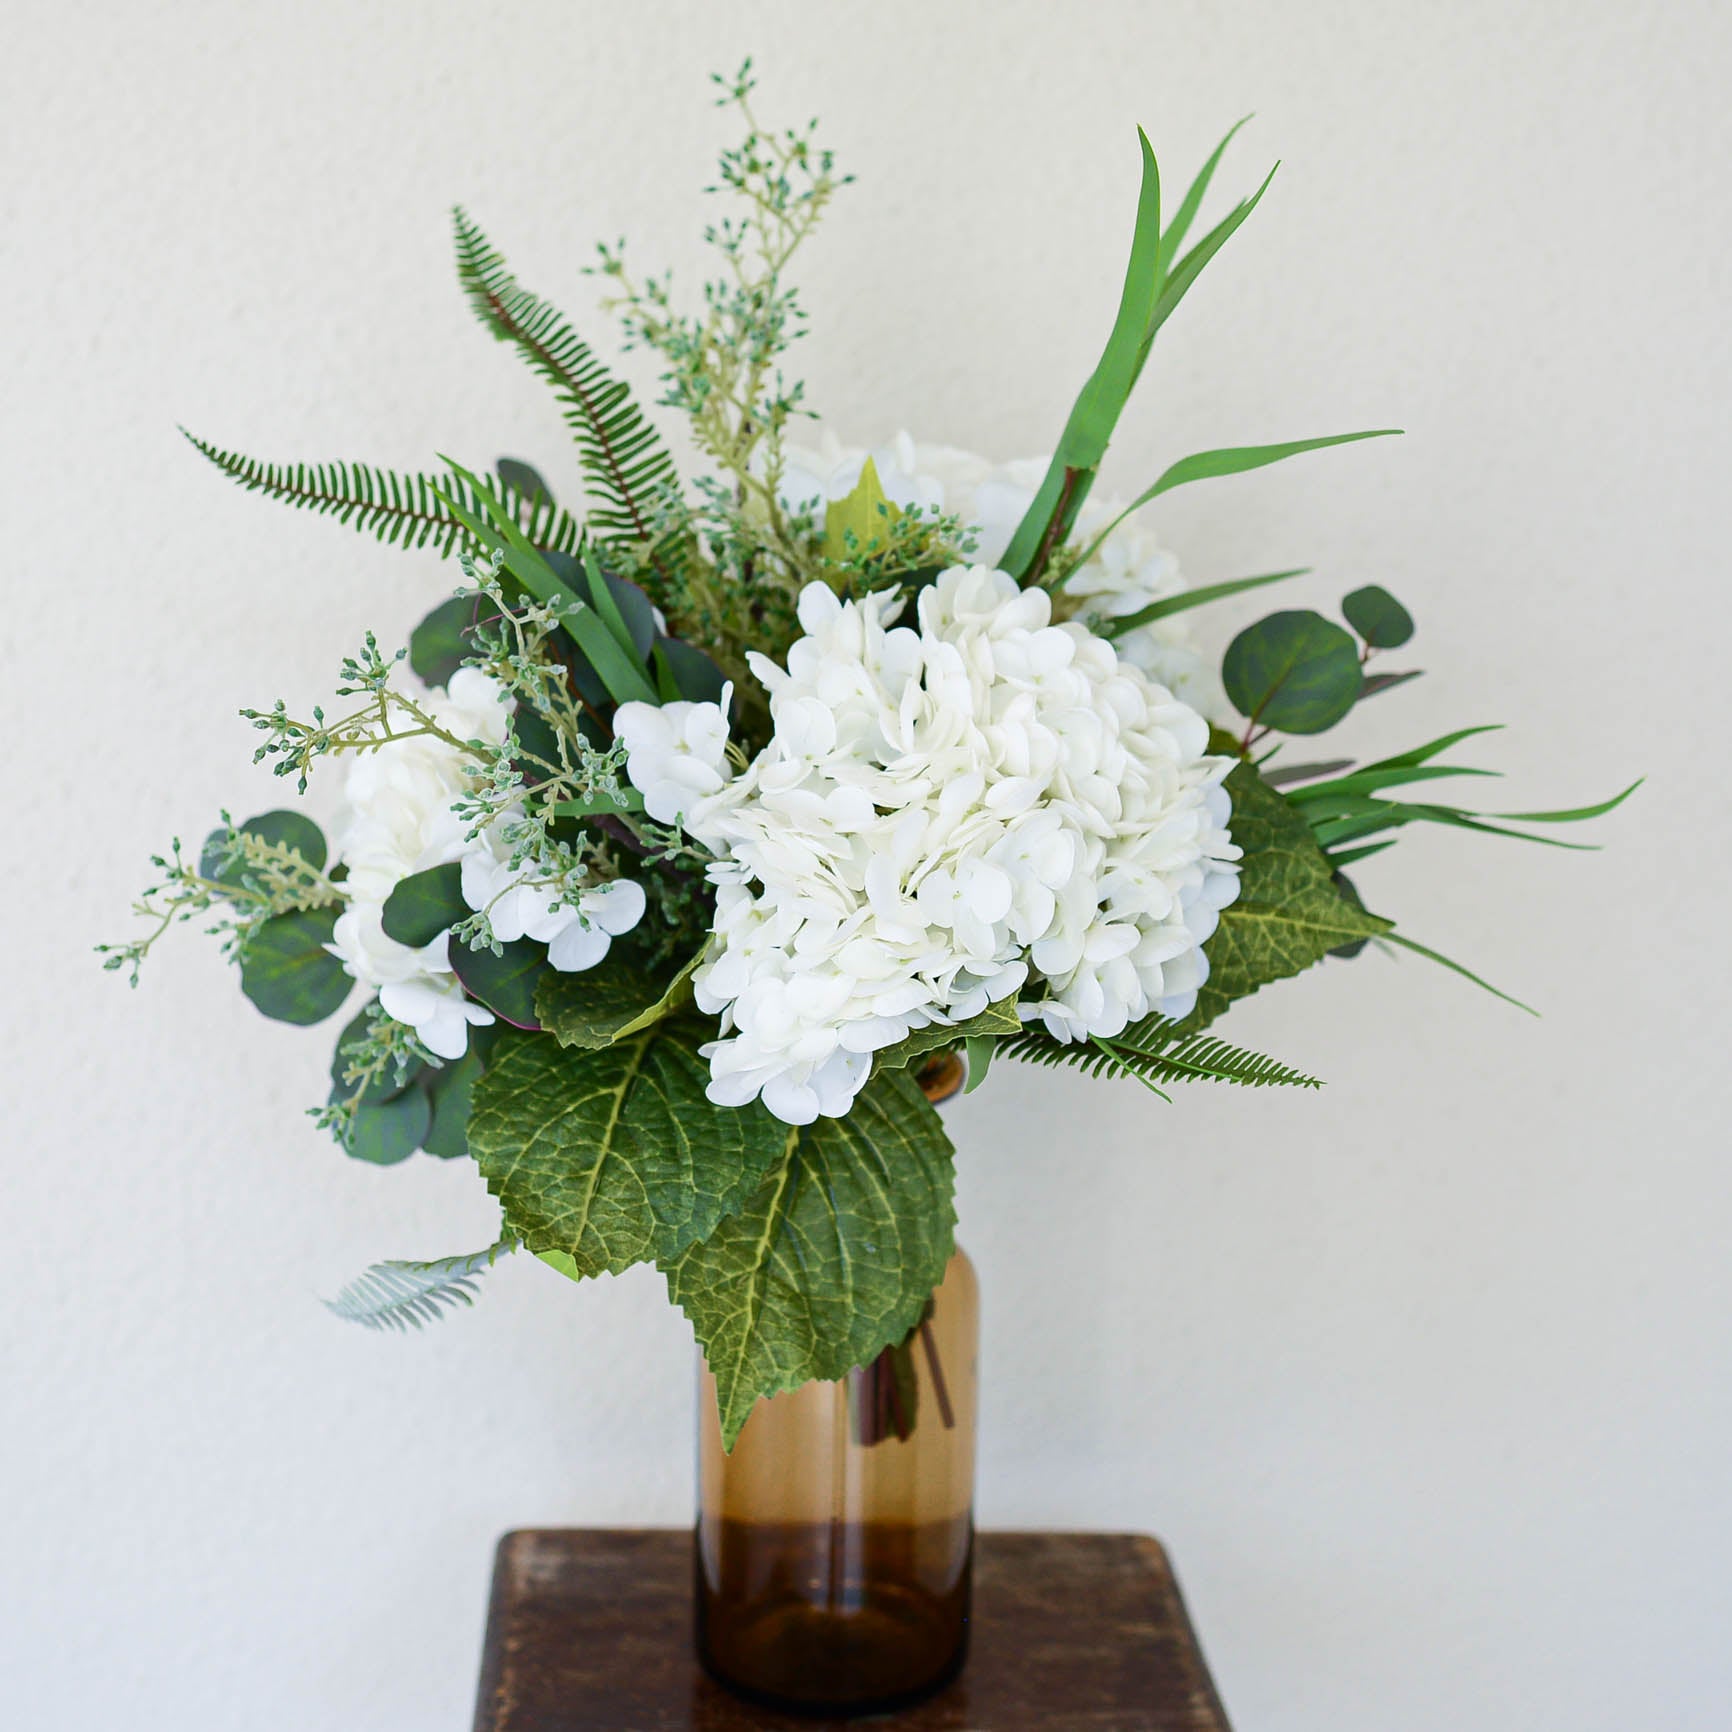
[535, 952, 699, 1050]
[1177, 762, 1391, 1034]
[467, 1023, 787, 1280]
[663, 1066, 958, 1448]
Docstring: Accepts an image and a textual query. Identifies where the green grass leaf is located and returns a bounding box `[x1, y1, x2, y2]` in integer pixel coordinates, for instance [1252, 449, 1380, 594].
[1098, 568, 1307, 636]
[1153, 115, 1253, 287]
[468, 1023, 787, 1281]
[1384, 930, 1537, 1015]
[663, 1065, 957, 1448]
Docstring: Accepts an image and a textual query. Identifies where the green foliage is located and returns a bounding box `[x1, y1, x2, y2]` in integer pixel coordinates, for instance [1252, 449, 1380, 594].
[420, 1036, 493, 1158]
[1342, 584, 1414, 648]
[381, 863, 467, 949]
[872, 1000, 1024, 1075]
[453, 210, 689, 598]
[238, 907, 350, 1025]
[1175, 762, 1391, 1034]
[182, 432, 582, 559]
[1223, 610, 1364, 735]
[324, 1238, 518, 1332]
[663, 1064, 957, 1448]
[535, 951, 698, 1049]
[468, 1023, 786, 1280]
[200, 810, 327, 882]
[1099, 568, 1306, 637]
[1001, 1021, 1321, 1094]
[448, 938, 548, 1030]
[342, 1088, 432, 1165]
[409, 593, 486, 688]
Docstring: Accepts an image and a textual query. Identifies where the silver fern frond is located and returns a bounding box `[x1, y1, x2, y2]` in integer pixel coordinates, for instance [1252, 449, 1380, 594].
[324, 1237, 519, 1333]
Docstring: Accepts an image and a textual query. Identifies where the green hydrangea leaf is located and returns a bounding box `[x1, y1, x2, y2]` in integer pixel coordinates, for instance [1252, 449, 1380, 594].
[1223, 609, 1363, 734]
[535, 952, 698, 1050]
[872, 998, 1023, 1075]
[663, 1066, 957, 1449]
[467, 1022, 786, 1279]
[1178, 762, 1391, 1033]
[381, 862, 467, 948]
[239, 907, 351, 1025]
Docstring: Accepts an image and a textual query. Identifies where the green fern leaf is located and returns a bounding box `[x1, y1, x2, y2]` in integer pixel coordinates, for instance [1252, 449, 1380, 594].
[1001, 1021, 1321, 1092]
[452, 210, 687, 577]
[323, 1237, 517, 1332]
[183, 432, 583, 560]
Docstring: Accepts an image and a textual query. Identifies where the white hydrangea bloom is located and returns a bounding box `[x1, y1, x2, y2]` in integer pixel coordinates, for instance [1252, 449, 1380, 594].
[613, 686, 735, 825]
[672, 569, 1240, 1126]
[459, 838, 647, 974]
[776, 431, 1227, 719]
[327, 668, 511, 1058]
[328, 665, 647, 1054]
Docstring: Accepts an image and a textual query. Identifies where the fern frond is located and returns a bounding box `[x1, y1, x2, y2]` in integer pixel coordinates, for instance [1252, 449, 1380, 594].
[1001, 1022, 1322, 1091]
[452, 210, 687, 574]
[323, 1237, 518, 1333]
[183, 432, 583, 560]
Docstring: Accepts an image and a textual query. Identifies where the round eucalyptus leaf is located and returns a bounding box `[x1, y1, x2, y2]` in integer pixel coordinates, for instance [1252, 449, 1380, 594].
[239, 908, 351, 1025]
[496, 457, 555, 503]
[409, 593, 484, 689]
[381, 862, 467, 949]
[449, 938, 548, 1030]
[199, 809, 328, 886]
[328, 1008, 422, 1106]
[1222, 610, 1363, 735]
[418, 1027, 498, 1159]
[1342, 584, 1415, 649]
[653, 635, 729, 706]
[342, 1086, 432, 1166]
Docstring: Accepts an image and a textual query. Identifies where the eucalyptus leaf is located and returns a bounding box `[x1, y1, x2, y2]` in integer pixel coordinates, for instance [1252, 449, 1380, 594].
[663, 1065, 957, 1448]
[653, 636, 729, 705]
[200, 810, 328, 885]
[408, 593, 484, 689]
[468, 1022, 787, 1279]
[419, 1027, 498, 1159]
[495, 457, 554, 503]
[381, 863, 467, 949]
[329, 1007, 422, 1105]
[1342, 584, 1414, 648]
[1223, 610, 1363, 734]
[341, 1086, 432, 1166]
[239, 908, 350, 1025]
[448, 938, 547, 1029]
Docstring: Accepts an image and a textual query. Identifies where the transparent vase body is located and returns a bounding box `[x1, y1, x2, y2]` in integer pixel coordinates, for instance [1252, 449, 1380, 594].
[695, 1246, 980, 1714]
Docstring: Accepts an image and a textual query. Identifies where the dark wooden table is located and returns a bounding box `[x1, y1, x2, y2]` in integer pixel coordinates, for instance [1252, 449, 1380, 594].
[474, 1529, 1232, 1731]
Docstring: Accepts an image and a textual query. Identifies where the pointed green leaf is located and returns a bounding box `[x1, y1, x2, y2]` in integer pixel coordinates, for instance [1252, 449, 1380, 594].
[823, 455, 901, 559]
[663, 1065, 958, 1447]
[872, 999, 1024, 1074]
[1097, 568, 1306, 636]
[535, 951, 700, 1050]
[468, 1023, 787, 1280]
[1384, 930, 1537, 1015]
[1153, 115, 1253, 286]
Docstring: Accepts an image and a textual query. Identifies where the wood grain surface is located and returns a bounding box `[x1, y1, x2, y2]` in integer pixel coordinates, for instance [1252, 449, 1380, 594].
[473, 1528, 1232, 1731]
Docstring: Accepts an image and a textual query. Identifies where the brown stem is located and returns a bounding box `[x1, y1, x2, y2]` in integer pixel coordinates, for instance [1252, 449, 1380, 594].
[918, 1320, 955, 1431]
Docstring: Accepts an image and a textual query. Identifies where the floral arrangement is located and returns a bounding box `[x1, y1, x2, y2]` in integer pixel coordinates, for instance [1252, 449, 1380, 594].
[107, 68, 1630, 1443]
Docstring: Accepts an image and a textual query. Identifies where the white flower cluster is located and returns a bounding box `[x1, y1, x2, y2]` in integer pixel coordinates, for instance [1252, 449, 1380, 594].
[618, 568, 1240, 1125]
[327, 667, 644, 1058]
[778, 430, 1227, 720]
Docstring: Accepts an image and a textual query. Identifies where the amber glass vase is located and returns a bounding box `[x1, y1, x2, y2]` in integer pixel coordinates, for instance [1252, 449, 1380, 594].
[694, 1058, 979, 1716]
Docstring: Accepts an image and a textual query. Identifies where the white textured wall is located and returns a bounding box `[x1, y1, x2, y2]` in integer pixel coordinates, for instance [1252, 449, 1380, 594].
[6, 2, 1728, 1726]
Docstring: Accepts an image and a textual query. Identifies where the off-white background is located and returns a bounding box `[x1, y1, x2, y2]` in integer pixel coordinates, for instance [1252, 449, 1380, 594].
[5, 2, 1728, 1727]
